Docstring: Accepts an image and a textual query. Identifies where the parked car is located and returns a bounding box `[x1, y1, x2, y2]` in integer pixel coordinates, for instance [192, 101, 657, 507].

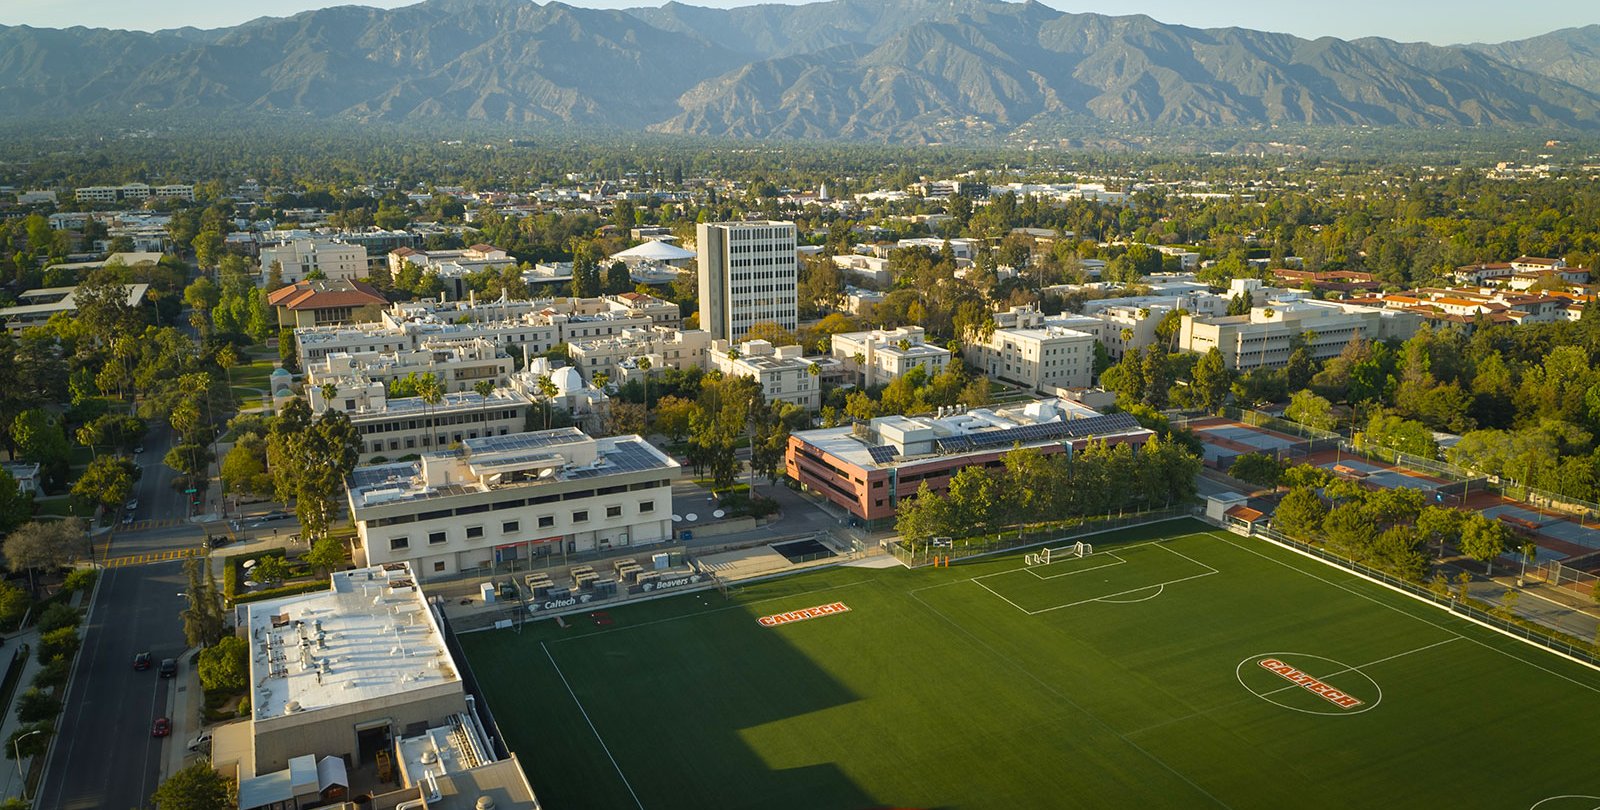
[133, 652, 152, 671]
[203, 535, 230, 550]
[151, 717, 171, 738]
[186, 729, 213, 752]
[158, 658, 176, 678]
[248, 511, 292, 528]
[122, 513, 135, 525]
[125, 498, 139, 511]
[133, 445, 144, 455]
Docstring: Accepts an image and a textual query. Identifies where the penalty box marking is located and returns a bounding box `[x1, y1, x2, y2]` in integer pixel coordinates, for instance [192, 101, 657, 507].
[1025, 551, 1128, 580]
[972, 541, 1222, 616]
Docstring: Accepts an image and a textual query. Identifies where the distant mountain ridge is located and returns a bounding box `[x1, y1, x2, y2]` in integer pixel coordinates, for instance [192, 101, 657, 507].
[1, 0, 1597, 140]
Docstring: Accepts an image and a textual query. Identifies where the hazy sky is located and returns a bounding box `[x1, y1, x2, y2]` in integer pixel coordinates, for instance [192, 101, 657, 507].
[1, 0, 1594, 45]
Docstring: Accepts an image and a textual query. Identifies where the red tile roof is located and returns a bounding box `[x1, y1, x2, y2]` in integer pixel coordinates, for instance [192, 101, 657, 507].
[266, 279, 387, 311]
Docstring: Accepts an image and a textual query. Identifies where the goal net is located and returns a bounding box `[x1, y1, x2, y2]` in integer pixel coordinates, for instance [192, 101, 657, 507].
[1026, 542, 1092, 566]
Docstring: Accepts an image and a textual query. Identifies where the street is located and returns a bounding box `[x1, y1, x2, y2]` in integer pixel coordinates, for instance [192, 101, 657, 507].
[34, 561, 190, 810]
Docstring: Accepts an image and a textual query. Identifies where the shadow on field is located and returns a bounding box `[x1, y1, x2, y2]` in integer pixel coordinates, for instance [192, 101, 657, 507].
[456, 578, 884, 810]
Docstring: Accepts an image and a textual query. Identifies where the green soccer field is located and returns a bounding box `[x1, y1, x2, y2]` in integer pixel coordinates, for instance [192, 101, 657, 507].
[457, 519, 1600, 810]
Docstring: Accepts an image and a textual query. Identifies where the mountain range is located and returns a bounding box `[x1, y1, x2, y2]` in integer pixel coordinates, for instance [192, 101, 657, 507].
[3, 0, 1599, 141]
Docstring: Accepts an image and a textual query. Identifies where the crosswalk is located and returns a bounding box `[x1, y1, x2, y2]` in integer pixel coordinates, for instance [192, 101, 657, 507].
[103, 548, 201, 568]
[124, 518, 184, 531]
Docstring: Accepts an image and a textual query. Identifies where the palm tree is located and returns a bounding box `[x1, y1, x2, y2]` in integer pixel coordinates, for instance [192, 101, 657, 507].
[216, 345, 237, 396]
[416, 373, 445, 450]
[319, 383, 339, 412]
[591, 371, 610, 390]
[637, 356, 653, 408]
[536, 374, 558, 429]
[473, 379, 495, 398]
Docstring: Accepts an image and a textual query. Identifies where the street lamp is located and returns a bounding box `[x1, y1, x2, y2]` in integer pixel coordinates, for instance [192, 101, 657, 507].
[14, 728, 44, 802]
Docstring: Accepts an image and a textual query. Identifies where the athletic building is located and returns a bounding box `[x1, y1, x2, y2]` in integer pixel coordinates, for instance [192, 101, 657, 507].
[696, 220, 798, 341]
[786, 398, 1152, 525]
[347, 428, 679, 579]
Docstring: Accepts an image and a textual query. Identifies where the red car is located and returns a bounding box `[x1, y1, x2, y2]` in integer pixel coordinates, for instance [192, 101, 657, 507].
[151, 717, 171, 738]
[132, 652, 152, 671]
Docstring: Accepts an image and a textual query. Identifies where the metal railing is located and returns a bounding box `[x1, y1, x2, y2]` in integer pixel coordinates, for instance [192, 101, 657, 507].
[888, 507, 1195, 568]
[1247, 524, 1599, 668]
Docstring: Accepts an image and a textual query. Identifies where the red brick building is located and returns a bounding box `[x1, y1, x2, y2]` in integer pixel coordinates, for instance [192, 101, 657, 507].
[786, 400, 1153, 526]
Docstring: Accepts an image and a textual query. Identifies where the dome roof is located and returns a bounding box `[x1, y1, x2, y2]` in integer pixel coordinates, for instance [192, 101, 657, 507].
[610, 240, 695, 262]
[270, 367, 292, 378]
[551, 366, 583, 394]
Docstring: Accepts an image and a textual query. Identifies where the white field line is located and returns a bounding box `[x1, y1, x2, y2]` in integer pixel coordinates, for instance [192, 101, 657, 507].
[973, 538, 1222, 615]
[1025, 552, 1128, 581]
[1257, 637, 1462, 701]
[543, 642, 645, 810]
[548, 578, 872, 645]
[1207, 531, 1600, 694]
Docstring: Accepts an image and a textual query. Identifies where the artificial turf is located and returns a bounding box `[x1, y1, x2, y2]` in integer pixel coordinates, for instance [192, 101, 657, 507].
[457, 518, 1600, 809]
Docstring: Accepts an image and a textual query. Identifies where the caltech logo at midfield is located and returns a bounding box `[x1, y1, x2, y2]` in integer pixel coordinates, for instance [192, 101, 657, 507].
[757, 602, 851, 627]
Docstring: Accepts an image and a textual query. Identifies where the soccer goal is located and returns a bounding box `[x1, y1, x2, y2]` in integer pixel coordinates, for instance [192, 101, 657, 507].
[1026, 542, 1092, 566]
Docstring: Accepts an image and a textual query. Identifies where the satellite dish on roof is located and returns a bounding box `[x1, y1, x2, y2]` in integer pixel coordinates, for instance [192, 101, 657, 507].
[539, 467, 556, 478]
[672, 514, 682, 522]
[713, 509, 725, 519]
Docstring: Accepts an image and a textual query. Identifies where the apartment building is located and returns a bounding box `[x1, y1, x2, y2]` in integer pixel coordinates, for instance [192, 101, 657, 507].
[830, 326, 951, 387]
[696, 221, 798, 341]
[267, 279, 388, 329]
[347, 428, 679, 578]
[709, 339, 819, 411]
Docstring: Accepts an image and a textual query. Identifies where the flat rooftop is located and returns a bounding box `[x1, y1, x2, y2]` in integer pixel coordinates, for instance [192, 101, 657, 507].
[247, 563, 458, 721]
[349, 389, 530, 420]
[795, 398, 1149, 469]
[348, 429, 677, 510]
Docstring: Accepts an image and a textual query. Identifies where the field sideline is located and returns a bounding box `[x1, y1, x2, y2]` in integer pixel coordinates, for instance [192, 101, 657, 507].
[458, 519, 1600, 809]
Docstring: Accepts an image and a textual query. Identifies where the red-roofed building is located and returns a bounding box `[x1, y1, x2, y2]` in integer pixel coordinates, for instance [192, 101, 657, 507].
[267, 279, 388, 329]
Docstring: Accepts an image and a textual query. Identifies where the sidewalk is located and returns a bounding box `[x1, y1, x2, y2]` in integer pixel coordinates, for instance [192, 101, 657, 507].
[161, 647, 204, 785]
[0, 627, 44, 803]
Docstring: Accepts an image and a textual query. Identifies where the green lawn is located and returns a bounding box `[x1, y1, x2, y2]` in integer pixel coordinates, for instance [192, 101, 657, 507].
[459, 520, 1600, 809]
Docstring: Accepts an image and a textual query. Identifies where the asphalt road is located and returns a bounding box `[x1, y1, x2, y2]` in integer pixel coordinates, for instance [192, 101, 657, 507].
[35, 561, 190, 810]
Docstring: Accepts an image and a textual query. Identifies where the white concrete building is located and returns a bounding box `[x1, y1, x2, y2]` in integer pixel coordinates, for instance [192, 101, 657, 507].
[964, 306, 1097, 392]
[1178, 297, 1422, 370]
[347, 428, 679, 577]
[305, 337, 514, 394]
[709, 339, 820, 411]
[0, 283, 150, 335]
[509, 360, 610, 431]
[831, 254, 893, 286]
[293, 295, 669, 367]
[307, 381, 533, 461]
[261, 239, 368, 284]
[696, 221, 798, 341]
[568, 326, 711, 382]
[830, 326, 951, 387]
[238, 563, 467, 774]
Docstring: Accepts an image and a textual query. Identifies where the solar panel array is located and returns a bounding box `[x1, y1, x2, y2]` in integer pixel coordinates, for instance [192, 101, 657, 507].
[867, 445, 900, 464]
[932, 412, 1142, 454]
[466, 428, 586, 455]
[567, 439, 673, 478]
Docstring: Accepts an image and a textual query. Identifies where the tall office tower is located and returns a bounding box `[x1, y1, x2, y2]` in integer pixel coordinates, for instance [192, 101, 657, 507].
[696, 220, 798, 342]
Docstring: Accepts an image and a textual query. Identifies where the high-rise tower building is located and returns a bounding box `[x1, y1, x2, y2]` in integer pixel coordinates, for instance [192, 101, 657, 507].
[696, 221, 798, 342]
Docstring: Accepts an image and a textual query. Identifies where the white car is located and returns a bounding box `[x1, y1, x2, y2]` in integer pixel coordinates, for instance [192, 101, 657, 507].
[186, 729, 213, 752]
[125, 498, 139, 511]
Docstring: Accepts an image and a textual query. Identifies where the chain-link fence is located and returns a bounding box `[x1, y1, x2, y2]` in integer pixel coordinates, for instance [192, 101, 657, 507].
[1247, 525, 1599, 668]
[888, 507, 1195, 568]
